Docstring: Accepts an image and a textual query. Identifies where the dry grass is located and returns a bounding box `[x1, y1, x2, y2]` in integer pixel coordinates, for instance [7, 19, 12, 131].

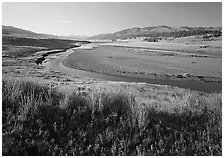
[2, 45, 47, 58]
[2, 77, 222, 156]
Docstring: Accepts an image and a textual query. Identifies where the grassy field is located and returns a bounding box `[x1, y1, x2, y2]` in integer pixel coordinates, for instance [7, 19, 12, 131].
[3, 36, 82, 49]
[2, 77, 222, 156]
[2, 36, 91, 58]
[2, 45, 48, 58]
[98, 39, 222, 56]
[2, 34, 222, 156]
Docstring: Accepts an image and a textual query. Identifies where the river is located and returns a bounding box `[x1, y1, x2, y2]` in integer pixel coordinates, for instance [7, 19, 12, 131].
[44, 45, 222, 93]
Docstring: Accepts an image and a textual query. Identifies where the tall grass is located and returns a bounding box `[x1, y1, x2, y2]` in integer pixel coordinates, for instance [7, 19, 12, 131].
[2, 78, 222, 156]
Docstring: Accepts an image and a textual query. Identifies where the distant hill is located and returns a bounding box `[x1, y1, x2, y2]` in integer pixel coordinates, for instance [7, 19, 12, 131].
[3, 25, 37, 37]
[3, 25, 222, 41]
[87, 26, 222, 40]
[59, 35, 89, 40]
[2, 25, 91, 51]
[2, 25, 88, 40]
[2, 25, 59, 39]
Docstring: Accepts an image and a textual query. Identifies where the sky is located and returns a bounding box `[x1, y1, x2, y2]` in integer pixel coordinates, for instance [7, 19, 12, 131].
[2, 2, 222, 36]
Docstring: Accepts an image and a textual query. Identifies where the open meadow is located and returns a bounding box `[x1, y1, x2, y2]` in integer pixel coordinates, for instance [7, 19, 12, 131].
[2, 38, 222, 155]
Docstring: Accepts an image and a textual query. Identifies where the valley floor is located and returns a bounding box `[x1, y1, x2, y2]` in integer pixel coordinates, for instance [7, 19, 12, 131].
[62, 41, 222, 92]
[2, 38, 222, 156]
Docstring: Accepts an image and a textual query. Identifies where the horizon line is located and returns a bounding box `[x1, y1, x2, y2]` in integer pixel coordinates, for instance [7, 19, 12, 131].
[2, 24, 222, 37]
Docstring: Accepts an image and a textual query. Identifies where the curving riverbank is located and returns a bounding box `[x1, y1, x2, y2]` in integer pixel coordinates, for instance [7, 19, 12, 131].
[43, 44, 221, 93]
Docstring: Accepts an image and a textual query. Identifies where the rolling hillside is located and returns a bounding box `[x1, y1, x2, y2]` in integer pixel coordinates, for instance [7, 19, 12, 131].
[2, 25, 91, 57]
[2, 25, 58, 39]
[2, 25, 91, 47]
[2, 25, 88, 40]
[88, 26, 222, 40]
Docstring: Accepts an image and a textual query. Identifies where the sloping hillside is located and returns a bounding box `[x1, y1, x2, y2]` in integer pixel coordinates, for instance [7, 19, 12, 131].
[2, 25, 91, 57]
[2, 25, 58, 39]
[3, 25, 38, 37]
[88, 26, 222, 40]
[2, 25, 91, 48]
[2, 25, 88, 40]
